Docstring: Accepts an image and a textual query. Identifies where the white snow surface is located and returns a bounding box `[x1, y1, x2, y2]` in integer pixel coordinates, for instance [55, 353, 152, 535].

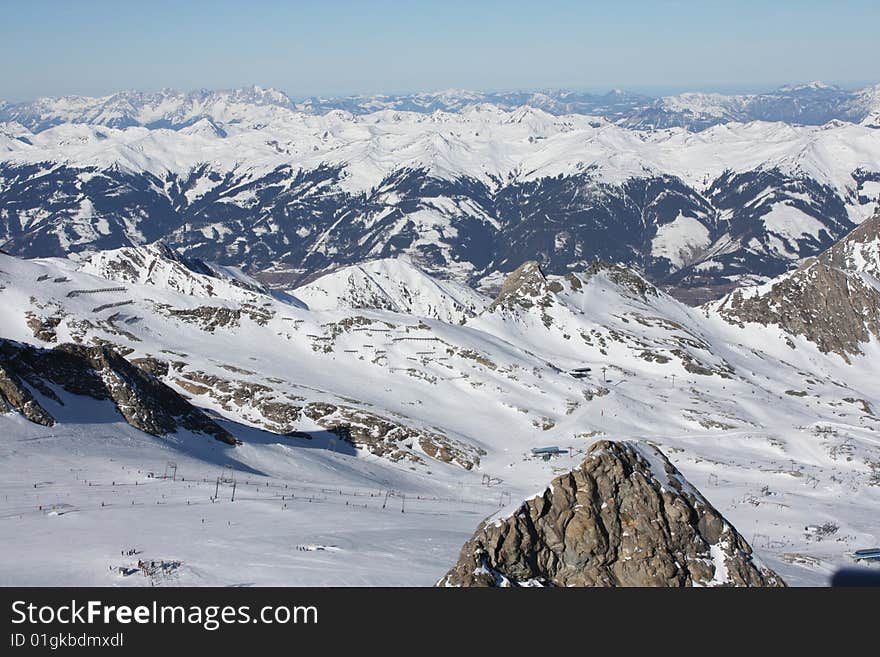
[651, 213, 712, 268]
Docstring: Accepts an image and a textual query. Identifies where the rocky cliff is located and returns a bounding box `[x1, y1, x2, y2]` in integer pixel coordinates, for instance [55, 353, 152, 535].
[0, 339, 236, 444]
[716, 211, 880, 359]
[438, 440, 784, 587]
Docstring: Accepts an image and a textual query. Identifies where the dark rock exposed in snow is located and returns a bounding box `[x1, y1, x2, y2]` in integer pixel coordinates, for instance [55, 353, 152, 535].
[0, 339, 236, 444]
[438, 440, 784, 587]
[302, 401, 484, 470]
[716, 211, 880, 359]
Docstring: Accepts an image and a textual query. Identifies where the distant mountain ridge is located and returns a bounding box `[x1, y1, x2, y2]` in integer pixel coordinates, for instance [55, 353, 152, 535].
[3, 82, 880, 131]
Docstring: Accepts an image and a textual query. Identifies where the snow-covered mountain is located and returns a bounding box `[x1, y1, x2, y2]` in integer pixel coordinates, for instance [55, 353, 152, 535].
[1, 234, 878, 585]
[293, 257, 489, 324]
[75, 241, 272, 298]
[2, 90, 879, 302]
[4, 83, 879, 131]
[622, 82, 880, 131]
[294, 88, 653, 122]
[712, 211, 880, 359]
[0, 86, 296, 133]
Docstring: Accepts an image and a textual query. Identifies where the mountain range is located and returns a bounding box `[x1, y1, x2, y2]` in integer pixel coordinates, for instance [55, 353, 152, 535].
[3, 82, 880, 131]
[1, 82, 879, 585]
[2, 82, 879, 304]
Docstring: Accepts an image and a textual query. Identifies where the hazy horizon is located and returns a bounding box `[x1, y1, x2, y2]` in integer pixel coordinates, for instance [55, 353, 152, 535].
[2, 0, 878, 102]
[2, 78, 879, 105]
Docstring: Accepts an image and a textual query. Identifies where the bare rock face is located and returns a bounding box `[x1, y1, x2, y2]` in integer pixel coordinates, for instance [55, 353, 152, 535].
[0, 361, 56, 426]
[438, 440, 784, 587]
[0, 339, 236, 445]
[172, 368, 304, 435]
[716, 211, 880, 359]
[302, 401, 484, 470]
[25, 312, 62, 342]
[168, 306, 242, 331]
[490, 261, 558, 312]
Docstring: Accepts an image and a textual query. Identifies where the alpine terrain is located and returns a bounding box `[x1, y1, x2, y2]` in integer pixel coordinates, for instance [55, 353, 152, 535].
[0, 203, 878, 585]
[2, 83, 880, 304]
[1, 82, 879, 587]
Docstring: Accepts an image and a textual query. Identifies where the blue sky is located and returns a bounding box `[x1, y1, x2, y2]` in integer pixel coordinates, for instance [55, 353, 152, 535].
[1, 0, 878, 101]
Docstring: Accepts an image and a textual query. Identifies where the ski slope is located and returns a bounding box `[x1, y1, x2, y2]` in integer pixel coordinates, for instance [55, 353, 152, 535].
[0, 246, 878, 586]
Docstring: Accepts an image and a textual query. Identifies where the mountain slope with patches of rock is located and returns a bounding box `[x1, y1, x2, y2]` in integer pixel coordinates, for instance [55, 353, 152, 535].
[712, 211, 880, 358]
[470, 260, 737, 380]
[294, 258, 489, 324]
[1, 238, 880, 585]
[75, 241, 281, 300]
[438, 440, 784, 587]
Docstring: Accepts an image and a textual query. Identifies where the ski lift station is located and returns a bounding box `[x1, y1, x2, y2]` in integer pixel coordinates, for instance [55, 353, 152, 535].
[567, 367, 592, 379]
[852, 548, 880, 562]
[531, 446, 567, 460]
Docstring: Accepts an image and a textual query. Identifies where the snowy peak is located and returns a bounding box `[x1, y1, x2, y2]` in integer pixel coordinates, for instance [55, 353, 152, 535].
[778, 81, 837, 92]
[472, 259, 741, 384]
[76, 241, 270, 299]
[623, 81, 872, 131]
[294, 258, 489, 323]
[567, 261, 661, 304]
[487, 260, 659, 319]
[488, 261, 557, 313]
[0, 86, 296, 133]
[178, 117, 227, 138]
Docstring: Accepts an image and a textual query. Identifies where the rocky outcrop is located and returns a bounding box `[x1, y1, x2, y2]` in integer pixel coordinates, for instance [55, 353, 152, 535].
[0, 339, 236, 444]
[128, 359, 484, 469]
[25, 312, 62, 342]
[129, 356, 170, 378]
[487, 261, 568, 329]
[173, 369, 304, 435]
[0, 362, 56, 426]
[490, 261, 559, 312]
[168, 306, 242, 331]
[716, 212, 880, 359]
[302, 402, 484, 470]
[438, 440, 784, 587]
[148, 363, 484, 469]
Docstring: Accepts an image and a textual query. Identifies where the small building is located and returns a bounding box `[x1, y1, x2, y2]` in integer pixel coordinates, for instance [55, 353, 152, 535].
[567, 367, 592, 379]
[530, 446, 567, 460]
[853, 548, 880, 561]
